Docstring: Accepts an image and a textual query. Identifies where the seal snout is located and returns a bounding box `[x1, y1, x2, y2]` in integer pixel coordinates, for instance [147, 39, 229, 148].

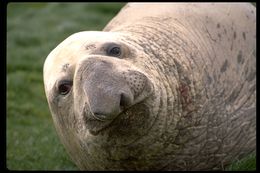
[78, 57, 134, 122]
[90, 90, 134, 121]
[74, 56, 153, 134]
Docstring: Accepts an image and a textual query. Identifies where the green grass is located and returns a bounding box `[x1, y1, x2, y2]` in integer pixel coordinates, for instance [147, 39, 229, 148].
[7, 2, 125, 170]
[7, 2, 256, 171]
[226, 152, 256, 171]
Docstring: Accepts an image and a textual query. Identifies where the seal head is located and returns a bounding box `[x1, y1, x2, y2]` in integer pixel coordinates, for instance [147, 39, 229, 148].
[44, 31, 154, 136]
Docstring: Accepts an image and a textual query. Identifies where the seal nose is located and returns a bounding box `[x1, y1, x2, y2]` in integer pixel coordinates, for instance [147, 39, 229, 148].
[120, 92, 133, 108]
[81, 58, 134, 121]
[92, 92, 133, 121]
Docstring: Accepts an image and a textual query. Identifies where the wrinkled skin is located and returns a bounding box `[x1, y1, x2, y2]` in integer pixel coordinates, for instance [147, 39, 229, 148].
[43, 3, 256, 171]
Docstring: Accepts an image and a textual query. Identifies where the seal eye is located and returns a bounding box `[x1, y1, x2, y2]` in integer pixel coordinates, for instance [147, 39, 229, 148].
[106, 45, 121, 57]
[58, 81, 72, 95]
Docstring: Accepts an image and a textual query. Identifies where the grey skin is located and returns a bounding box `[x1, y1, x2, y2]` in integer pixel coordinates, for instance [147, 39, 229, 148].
[43, 3, 256, 171]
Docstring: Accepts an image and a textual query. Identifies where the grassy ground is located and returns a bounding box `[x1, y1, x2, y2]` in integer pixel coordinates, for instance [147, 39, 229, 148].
[225, 152, 256, 171]
[7, 3, 125, 170]
[6, 3, 255, 170]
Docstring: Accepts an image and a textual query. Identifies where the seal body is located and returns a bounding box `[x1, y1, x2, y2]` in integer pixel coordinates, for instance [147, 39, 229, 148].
[43, 3, 256, 170]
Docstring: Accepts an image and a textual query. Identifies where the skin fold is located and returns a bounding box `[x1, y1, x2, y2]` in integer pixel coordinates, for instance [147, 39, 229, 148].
[43, 3, 256, 170]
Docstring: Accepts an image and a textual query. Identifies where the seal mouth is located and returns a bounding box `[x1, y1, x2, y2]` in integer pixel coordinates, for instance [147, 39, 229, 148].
[83, 109, 113, 135]
[85, 118, 113, 135]
[84, 102, 149, 136]
[83, 80, 154, 136]
[83, 105, 133, 135]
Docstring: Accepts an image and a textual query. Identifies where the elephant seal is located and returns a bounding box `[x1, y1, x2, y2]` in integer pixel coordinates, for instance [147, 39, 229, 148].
[43, 3, 256, 171]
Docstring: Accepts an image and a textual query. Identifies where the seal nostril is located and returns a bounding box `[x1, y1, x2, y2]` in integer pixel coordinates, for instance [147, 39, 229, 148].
[120, 93, 131, 109]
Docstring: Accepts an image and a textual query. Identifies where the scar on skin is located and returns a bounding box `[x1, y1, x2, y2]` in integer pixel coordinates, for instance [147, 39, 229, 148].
[220, 59, 228, 73]
[233, 31, 236, 39]
[242, 32, 246, 40]
[62, 63, 70, 72]
[85, 44, 96, 51]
